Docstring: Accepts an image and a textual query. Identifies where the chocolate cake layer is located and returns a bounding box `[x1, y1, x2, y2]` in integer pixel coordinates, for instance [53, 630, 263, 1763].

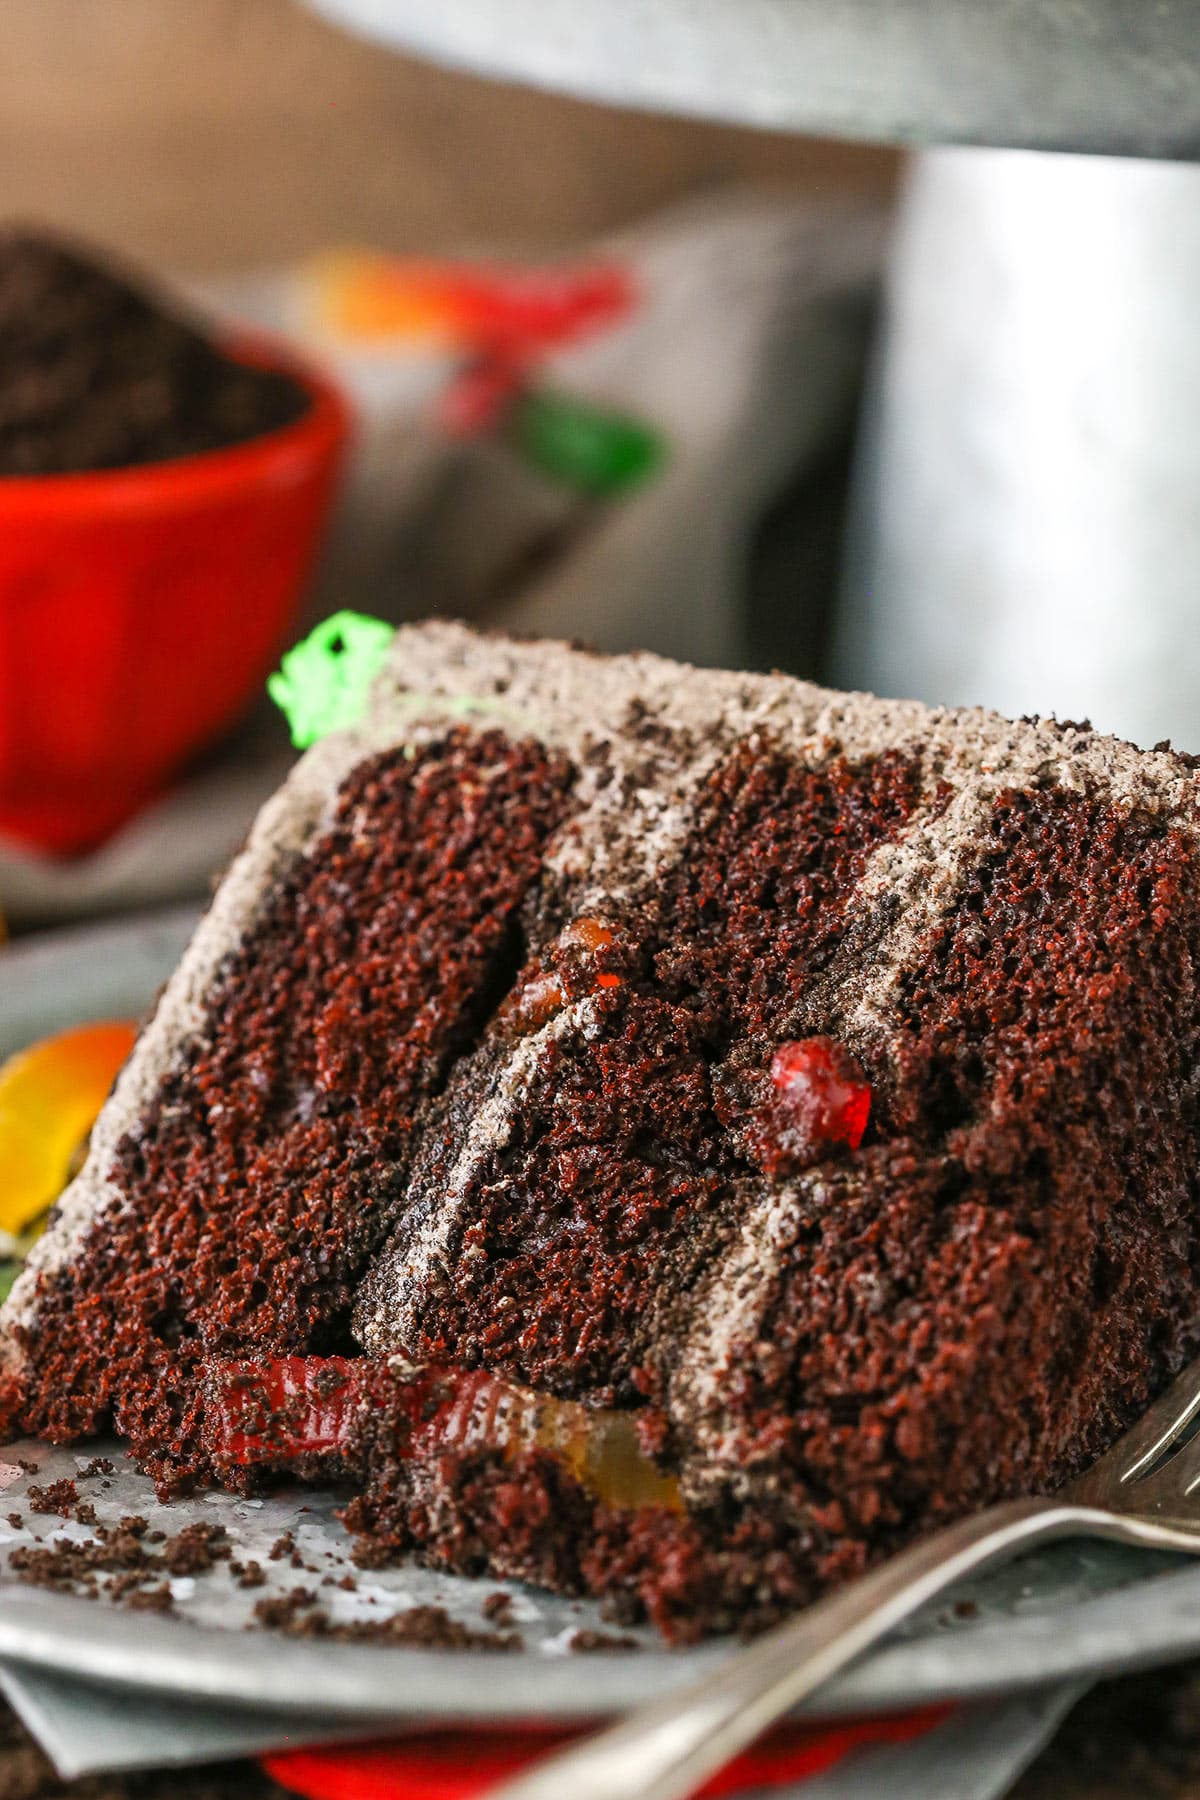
[4, 622, 1200, 1639]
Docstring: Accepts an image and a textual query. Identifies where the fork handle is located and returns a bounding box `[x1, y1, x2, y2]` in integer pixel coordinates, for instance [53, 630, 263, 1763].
[490, 1498, 1120, 1800]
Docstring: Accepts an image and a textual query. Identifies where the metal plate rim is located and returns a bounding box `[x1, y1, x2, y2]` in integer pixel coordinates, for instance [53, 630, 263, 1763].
[8, 1562, 1200, 1721]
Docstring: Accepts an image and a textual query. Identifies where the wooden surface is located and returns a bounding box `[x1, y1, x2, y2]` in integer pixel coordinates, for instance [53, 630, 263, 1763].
[1013, 1664, 1200, 1798]
[0, 1704, 288, 1799]
[0, 0, 899, 274]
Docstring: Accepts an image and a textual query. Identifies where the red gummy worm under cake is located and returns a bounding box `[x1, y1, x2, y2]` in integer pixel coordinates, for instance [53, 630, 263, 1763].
[4, 623, 1200, 1640]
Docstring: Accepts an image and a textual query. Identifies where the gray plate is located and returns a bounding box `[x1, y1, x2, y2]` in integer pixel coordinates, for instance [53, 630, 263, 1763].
[0, 905, 200, 1058]
[308, 0, 1200, 161]
[5, 907, 1200, 1723]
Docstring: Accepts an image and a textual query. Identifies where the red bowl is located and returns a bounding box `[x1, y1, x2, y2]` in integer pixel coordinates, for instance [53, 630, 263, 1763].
[0, 336, 351, 856]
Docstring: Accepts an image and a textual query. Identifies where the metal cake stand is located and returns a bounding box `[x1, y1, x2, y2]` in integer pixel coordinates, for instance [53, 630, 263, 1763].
[306, 0, 1200, 159]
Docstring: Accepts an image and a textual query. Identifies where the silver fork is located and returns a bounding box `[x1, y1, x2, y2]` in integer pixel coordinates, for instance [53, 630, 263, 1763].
[491, 1353, 1200, 1800]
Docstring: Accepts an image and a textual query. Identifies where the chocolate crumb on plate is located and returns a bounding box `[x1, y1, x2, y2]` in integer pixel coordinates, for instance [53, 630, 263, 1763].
[26, 1480, 79, 1519]
[78, 1456, 116, 1479]
[568, 1629, 641, 1654]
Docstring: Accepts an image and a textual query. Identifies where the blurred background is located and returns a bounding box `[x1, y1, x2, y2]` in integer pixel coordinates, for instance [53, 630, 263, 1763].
[0, 1, 897, 267]
[0, 0, 1197, 929]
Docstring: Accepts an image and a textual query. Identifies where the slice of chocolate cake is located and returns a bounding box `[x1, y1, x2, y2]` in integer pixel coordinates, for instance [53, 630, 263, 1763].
[4, 623, 1200, 1640]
